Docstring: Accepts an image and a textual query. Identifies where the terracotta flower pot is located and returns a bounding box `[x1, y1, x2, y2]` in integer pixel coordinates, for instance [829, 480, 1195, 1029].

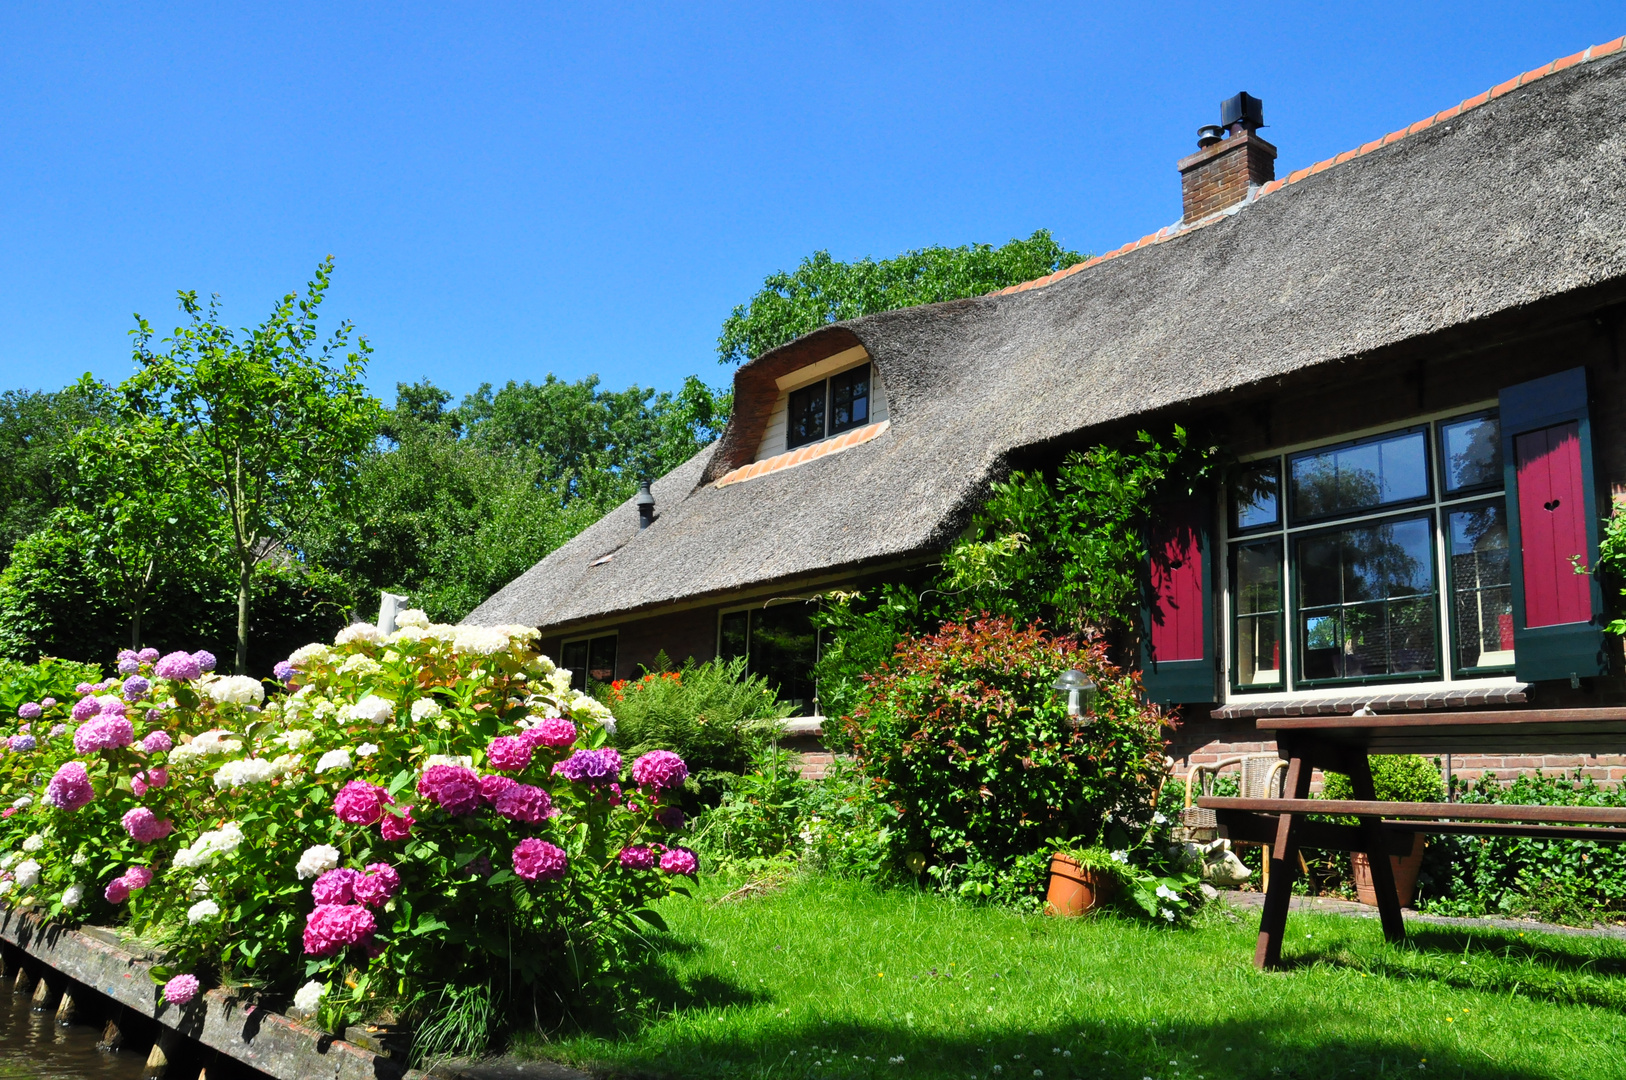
[1044, 852, 1119, 916]
[1352, 832, 1426, 908]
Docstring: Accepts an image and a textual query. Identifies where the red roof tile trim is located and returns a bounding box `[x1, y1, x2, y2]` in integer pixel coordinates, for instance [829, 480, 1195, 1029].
[993, 36, 1626, 298]
[713, 421, 891, 488]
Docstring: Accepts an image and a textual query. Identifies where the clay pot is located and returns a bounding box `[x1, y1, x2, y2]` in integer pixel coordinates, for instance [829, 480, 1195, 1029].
[1044, 852, 1119, 916]
[1352, 832, 1426, 908]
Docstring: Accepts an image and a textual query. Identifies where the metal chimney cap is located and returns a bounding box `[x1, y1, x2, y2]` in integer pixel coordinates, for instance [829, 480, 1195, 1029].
[1220, 92, 1264, 132]
[635, 481, 655, 507]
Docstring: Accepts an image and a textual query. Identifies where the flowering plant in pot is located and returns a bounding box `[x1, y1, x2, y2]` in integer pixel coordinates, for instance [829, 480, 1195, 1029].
[0, 613, 695, 1056]
[1321, 755, 1442, 908]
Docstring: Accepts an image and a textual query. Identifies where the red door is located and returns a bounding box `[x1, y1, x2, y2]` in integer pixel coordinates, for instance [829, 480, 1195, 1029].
[1148, 502, 1205, 661]
[1514, 421, 1591, 627]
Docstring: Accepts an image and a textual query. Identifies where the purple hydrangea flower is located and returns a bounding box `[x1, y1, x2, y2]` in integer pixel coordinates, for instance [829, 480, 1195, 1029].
[9, 735, 34, 753]
[45, 762, 94, 811]
[137, 648, 159, 663]
[74, 683, 93, 695]
[117, 649, 137, 662]
[122, 675, 151, 702]
[657, 806, 686, 830]
[192, 650, 217, 673]
[48, 724, 65, 738]
[153, 651, 202, 682]
[40, 698, 55, 708]
[117, 658, 140, 676]
[551, 748, 622, 785]
[16, 703, 41, 721]
[272, 661, 295, 681]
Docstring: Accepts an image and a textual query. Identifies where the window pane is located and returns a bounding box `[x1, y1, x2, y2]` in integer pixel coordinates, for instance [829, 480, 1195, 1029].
[1295, 515, 1438, 682]
[829, 365, 870, 435]
[1448, 503, 1513, 670]
[587, 636, 617, 687]
[787, 381, 827, 449]
[1231, 461, 1280, 532]
[719, 610, 749, 661]
[1289, 428, 1429, 521]
[561, 639, 589, 692]
[750, 602, 818, 715]
[1440, 414, 1503, 494]
[1233, 540, 1282, 688]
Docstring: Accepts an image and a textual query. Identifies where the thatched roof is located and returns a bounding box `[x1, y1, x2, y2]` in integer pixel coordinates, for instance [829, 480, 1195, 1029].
[467, 42, 1626, 633]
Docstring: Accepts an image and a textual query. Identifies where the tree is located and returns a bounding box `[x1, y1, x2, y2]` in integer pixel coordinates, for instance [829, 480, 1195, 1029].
[716, 230, 1085, 366]
[0, 381, 116, 567]
[123, 258, 381, 673]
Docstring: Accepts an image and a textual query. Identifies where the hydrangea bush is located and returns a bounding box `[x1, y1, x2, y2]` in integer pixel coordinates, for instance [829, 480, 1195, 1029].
[0, 613, 695, 1041]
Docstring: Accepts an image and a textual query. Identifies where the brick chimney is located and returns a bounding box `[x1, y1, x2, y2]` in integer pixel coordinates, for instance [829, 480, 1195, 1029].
[1178, 92, 1276, 222]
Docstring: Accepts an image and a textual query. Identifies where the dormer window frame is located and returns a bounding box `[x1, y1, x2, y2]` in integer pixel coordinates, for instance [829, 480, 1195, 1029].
[786, 361, 873, 452]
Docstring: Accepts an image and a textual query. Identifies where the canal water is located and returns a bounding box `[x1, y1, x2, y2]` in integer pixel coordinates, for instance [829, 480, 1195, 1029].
[0, 980, 148, 1080]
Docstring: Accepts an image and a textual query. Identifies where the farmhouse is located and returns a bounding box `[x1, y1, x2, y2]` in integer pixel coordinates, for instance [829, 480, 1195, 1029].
[468, 40, 1626, 780]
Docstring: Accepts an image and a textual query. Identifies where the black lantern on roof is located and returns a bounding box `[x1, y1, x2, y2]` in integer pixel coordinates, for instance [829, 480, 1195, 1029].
[1051, 668, 1098, 725]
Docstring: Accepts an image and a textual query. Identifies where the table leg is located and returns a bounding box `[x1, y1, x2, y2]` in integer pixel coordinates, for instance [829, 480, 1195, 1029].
[1347, 755, 1406, 944]
[1253, 752, 1312, 970]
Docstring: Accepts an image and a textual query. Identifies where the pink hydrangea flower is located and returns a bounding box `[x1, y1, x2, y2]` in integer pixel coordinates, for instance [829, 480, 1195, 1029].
[141, 730, 173, 754]
[41, 698, 56, 709]
[511, 839, 568, 882]
[302, 904, 377, 957]
[659, 847, 699, 876]
[45, 762, 94, 812]
[493, 784, 552, 825]
[631, 750, 689, 791]
[122, 865, 153, 890]
[333, 781, 392, 826]
[74, 715, 135, 754]
[416, 765, 483, 816]
[525, 717, 576, 749]
[130, 768, 169, 798]
[16, 703, 41, 720]
[618, 845, 655, 870]
[75, 682, 93, 696]
[48, 724, 66, 738]
[98, 698, 128, 717]
[121, 808, 174, 844]
[137, 648, 159, 663]
[104, 879, 130, 904]
[153, 651, 203, 682]
[163, 974, 200, 1005]
[352, 863, 400, 908]
[311, 868, 362, 905]
[479, 774, 517, 805]
[485, 735, 533, 772]
[70, 697, 100, 722]
[380, 804, 414, 841]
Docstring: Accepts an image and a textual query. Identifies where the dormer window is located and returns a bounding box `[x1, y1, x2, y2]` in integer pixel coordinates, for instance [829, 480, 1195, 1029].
[787, 364, 872, 450]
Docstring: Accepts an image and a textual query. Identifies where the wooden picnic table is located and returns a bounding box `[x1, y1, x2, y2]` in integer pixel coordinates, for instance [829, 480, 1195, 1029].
[1195, 707, 1626, 969]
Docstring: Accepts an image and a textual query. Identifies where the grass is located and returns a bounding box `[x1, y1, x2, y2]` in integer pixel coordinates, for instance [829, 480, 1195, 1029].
[518, 873, 1626, 1080]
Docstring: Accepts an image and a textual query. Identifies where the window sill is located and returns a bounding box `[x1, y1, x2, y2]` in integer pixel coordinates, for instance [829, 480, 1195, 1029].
[1211, 683, 1529, 720]
[717, 421, 889, 487]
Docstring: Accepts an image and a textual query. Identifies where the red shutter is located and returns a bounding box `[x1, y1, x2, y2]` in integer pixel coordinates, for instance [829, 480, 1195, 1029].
[1514, 421, 1591, 627]
[1148, 503, 1205, 662]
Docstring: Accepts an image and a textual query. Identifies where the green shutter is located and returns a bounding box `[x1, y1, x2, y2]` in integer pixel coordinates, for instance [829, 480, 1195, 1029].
[1139, 496, 1218, 704]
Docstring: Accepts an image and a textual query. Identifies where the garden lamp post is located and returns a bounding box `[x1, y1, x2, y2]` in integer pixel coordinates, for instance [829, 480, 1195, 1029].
[1051, 668, 1098, 725]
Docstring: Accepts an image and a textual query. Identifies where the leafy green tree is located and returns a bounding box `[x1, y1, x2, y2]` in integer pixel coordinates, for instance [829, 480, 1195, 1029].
[123, 258, 381, 673]
[716, 230, 1085, 366]
[0, 381, 116, 566]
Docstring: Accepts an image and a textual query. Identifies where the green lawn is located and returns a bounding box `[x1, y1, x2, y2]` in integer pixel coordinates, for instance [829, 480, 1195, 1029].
[523, 874, 1626, 1080]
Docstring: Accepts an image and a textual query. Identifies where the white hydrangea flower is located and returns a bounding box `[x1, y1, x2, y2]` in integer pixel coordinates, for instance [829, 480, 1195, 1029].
[169, 730, 244, 769]
[22, 835, 44, 853]
[424, 623, 459, 642]
[187, 899, 221, 924]
[278, 729, 316, 751]
[495, 624, 540, 643]
[293, 980, 325, 1012]
[420, 754, 473, 772]
[269, 754, 300, 777]
[15, 860, 41, 889]
[70, 852, 87, 867]
[335, 622, 386, 645]
[339, 694, 394, 724]
[451, 625, 510, 656]
[548, 670, 573, 697]
[311, 699, 338, 721]
[338, 654, 383, 677]
[0, 853, 17, 870]
[289, 643, 334, 668]
[409, 698, 441, 722]
[313, 749, 351, 775]
[295, 844, 340, 880]
[174, 823, 245, 870]
[0, 880, 14, 897]
[12, 795, 32, 809]
[191, 876, 210, 898]
[60, 884, 83, 909]
[204, 675, 265, 706]
[528, 653, 558, 676]
[395, 608, 430, 629]
[213, 757, 279, 790]
[355, 743, 379, 757]
[387, 625, 428, 644]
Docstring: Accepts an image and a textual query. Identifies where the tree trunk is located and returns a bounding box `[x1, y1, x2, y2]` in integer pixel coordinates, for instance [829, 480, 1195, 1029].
[131, 606, 142, 651]
[235, 561, 252, 675]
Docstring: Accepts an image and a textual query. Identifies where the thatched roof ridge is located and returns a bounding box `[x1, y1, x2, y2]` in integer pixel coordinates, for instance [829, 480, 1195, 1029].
[467, 46, 1626, 632]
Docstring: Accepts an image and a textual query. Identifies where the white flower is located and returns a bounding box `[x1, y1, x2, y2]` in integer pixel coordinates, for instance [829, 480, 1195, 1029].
[310, 699, 338, 720]
[529, 654, 557, 676]
[61, 884, 83, 909]
[15, 860, 41, 889]
[205, 675, 266, 706]
[356, 743, 379, 758]
[340, 694, 394, 724]
[0, 881, 14, 897]
[1152, 812, 1168, 825]
[313, 749, 352, 775]
[396, 608, 430, 629]
[169, 730, 244, 769]
[451, 625, 510, 656]
[421, 754, 473, 772]
[889, 1057, 906, 1065]
[187, 899, 221, 924]
[173, 823, 245, 870]
[1160, 907, 1176, 922]
[1110, 850, 1129, 864]
[293, 980, 326, 1012]
[12, 795, 32, 809]
[336, 623, 385, 645]
[268, 754, 300, 778]
[435, 718, 452, 731]
[191, 876, 210, 898]
[295, 844, 340, 880]
[410, 698, 442, 722]
[289, 643, 334, 668]
[548, 671, 573, 697]
[387, 625, 428, 644]
[1156, 884, 1179, 902]
[214, 757, 279, 790]
[338, 654, 383, 677]
[70, 853, 87, 867]
[279, 729, 316, 751]
[22, 835, 44, 853]
[0, 854, 16, 870]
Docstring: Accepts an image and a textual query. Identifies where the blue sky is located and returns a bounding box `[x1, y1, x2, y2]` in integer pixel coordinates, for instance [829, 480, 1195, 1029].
[0, 3, 1618, 405]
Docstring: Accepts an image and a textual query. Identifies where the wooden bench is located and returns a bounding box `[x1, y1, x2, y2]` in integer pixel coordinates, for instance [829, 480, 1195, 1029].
[1192, 707, 1626, 969]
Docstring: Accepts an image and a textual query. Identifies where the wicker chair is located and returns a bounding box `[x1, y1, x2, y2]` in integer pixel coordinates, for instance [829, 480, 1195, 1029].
[1181, 754, 1295, 889]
